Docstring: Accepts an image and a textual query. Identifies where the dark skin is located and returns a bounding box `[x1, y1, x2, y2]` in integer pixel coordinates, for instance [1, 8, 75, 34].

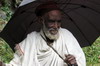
[39, 10, 77, 65]
[40, 10, 61, 35]
[64, 54, 77, 65]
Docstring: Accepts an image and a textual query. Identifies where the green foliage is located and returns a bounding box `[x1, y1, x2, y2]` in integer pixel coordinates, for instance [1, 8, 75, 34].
[0, 38, 14, 63]
[83, 37, 100, 65]
[0, 18, 7, 30]
[0, 2, 14, 63]
[0, 6, 13, 21]
[3, 0, 11, 6]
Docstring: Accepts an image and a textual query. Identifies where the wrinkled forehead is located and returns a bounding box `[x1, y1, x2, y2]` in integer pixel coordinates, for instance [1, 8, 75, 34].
[42, 10, 62, 23]
[46, 10, 62, 18]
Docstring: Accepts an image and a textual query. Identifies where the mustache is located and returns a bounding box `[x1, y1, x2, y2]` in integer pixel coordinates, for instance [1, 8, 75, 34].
[48, 28, 58, 31]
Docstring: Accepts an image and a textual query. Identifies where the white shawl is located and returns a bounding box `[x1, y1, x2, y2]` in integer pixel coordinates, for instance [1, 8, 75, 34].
[5, 28, 86, 66]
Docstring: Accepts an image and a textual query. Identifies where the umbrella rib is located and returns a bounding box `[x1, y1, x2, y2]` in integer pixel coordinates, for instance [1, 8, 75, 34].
[67, 3, 100, 14]
[73, 10, 100, 34]
[61, 0, 71, 9]
[57, 3, 100, 14]
[64, 7, 83, 13]
[61, 10, 92, 45]
[55, 0, 60, 3]
[87, 0, 100, 5]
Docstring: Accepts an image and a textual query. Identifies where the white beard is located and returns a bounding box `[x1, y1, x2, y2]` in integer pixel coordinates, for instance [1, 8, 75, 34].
[42, 23, 59, 40]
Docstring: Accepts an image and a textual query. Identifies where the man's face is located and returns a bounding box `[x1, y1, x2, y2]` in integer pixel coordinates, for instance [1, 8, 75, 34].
[41, 10, 62, 40]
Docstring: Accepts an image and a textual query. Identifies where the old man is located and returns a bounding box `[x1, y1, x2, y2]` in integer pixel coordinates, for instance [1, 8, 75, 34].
[0, 1, 86, 66]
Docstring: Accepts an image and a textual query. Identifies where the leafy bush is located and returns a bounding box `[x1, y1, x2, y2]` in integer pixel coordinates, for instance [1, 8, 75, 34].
[83, 37, 100, 65]
[0, 38, 14, 63]
[0, 6, 13, 21]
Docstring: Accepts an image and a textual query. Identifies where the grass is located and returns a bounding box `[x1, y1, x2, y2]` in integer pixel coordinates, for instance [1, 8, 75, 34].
[83, 37, 100, 66]
[0, 38, 14, 63]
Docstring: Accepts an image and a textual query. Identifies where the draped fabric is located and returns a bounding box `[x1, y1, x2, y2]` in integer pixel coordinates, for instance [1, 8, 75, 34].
[5, 28, 86, 66]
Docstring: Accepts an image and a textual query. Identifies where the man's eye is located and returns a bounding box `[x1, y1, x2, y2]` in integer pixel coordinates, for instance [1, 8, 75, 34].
[58, 20, 61, 23]
[48, 20, 61, 23]
[48, 20, 55, 22]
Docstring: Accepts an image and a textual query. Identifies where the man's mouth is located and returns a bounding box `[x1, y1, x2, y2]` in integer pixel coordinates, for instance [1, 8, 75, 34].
[49, 28, 58, 35]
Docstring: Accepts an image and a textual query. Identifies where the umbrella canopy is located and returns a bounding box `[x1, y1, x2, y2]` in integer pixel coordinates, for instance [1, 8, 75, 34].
[0, 0, 100, 51]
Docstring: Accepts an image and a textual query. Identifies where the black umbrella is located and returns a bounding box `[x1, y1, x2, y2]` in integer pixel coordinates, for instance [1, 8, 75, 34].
[0, 0, 100, 51]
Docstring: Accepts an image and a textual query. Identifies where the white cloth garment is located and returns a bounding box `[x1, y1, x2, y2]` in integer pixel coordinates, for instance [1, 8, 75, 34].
[5, 28, 86, 66]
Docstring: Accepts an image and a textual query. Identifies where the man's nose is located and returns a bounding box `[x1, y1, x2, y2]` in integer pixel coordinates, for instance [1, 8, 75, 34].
[53, 22, 59, 28]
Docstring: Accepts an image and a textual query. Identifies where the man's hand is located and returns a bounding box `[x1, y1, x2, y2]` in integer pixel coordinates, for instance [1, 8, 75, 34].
[64, 54, 77, 65]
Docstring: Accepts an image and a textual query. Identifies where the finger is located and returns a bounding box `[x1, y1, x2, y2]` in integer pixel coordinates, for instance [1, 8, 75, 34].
[66, 55, 73, 59]
[68, 54, 75, 58]
[67, 55, 76, 63]
[64, 58, 76, 64]
[69, 59, 77, 64]
[65, 54, 72, 58]
[64, 55, 74, 62]
[65, 54, 76, 61]
[65, 54, 68, 57]
[68, 58, 74, 62]
[68, 56, 75, 61]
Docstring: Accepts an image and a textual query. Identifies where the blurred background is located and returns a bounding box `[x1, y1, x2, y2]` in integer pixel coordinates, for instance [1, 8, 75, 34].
[0, 0, 100, 66]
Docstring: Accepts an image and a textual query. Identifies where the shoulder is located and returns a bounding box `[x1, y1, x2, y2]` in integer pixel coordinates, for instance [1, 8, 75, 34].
[26, 31, 40, 40]
[19, 31, 39, 44]
[18, 31, 39, 52]
[59, 28, 74, 36]
[27, 31, 38, 37]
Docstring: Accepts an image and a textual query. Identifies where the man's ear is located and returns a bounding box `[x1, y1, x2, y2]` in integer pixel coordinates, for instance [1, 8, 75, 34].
[38, 17, 44, 24]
